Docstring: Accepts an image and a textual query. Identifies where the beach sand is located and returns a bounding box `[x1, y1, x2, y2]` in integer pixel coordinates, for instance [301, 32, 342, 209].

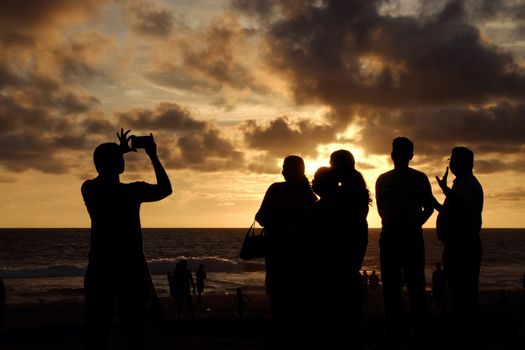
[0, 289, 524, 349]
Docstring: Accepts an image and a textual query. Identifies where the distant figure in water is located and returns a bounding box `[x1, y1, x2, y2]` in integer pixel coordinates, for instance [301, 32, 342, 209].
[434, 147, 483, 347]
[168, 260, 196, 319]
[369, 271, 380, 291]
[195, 264, 207, 304]
[432, 262, 447, 313]
[81, 129, 172, 349]
[0, 277, 5, 326]
[256, 155, 316, 346]
[234, 288, 252, 317]
[375, 137, 434, 347]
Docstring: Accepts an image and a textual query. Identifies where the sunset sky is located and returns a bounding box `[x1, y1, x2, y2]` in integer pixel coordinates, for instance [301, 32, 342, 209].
[1, 0, 524, 228]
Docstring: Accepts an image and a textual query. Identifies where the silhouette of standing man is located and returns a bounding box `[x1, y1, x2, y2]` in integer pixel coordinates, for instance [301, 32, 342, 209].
[434, 147, 483, 347]
[375, 137, 434, 346]
[256, 155, 316, 346]
[82, 129, 172, 349]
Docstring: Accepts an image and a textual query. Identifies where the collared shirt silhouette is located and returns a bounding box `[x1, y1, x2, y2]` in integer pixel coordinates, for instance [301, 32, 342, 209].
[255, 155, 316, 346]
[434, 146, 483, 347]
[375, 137, 434, 346]
[81, 130, 172, 349]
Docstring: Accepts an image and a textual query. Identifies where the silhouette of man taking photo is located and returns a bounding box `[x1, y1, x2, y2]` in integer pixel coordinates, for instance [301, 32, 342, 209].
[434, 146, 483, 347]
[82, 129, 172, 349]
[375, 137, 434, 347]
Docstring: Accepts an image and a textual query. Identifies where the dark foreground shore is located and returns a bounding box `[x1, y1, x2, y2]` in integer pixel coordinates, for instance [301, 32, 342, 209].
[1, 289, 524, 349]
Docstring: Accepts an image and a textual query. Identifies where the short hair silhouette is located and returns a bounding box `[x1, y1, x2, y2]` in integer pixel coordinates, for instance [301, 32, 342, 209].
[450, 146, 474, 174]
[391, 137, 414, 165]
[93, 143, 124, 175]
[330, 149, 355, 171]
[282, 155, 305, 181]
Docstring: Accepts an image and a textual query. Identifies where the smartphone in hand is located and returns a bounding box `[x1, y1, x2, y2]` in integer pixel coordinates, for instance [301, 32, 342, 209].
[131, 135, 154, 149]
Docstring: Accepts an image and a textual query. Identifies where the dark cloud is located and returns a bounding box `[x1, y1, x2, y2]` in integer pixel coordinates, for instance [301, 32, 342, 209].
[246, 154, 281, 174]
[241, 116, 339, 157]
[117, 103, 245, 172]
[179, 16, 257, 90]
[0, 0, 109, 30]
[118, 103, 206, 132]
[233, 0, 525, 108]
[476, 159, 525, 175]
[357, 101, 525, 156]
[166, 129, 244, 172]
[147, 13, 266, 108]
[486, 187, 525, 202]
[231, 0, 274, 17]
[352, 101, 525, 175]
[0, 2, 111, 175]
[0, 91, 105, 174]
[125, 1, 174, 37]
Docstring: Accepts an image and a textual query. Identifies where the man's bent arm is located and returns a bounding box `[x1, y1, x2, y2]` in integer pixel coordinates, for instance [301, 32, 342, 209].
[150, 154, 172, 199]
[142, 134, 172, 201]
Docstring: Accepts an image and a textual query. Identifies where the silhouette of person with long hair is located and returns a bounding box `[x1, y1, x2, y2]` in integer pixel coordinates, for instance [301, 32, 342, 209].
[81, 129, 172, 349]
[168, 260, 196, 319]
[434, 146, 483, 347]
[375, 137, 434, 347]
[305, 166, 364, 348]
[329, 150, 370, 349]
[255, 155, 316, 346]
[195, 264, 206, 304]
[330, 150, 370, 273]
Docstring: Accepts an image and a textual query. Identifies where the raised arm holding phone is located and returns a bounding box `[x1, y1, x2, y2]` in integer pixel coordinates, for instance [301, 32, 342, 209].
[82, 129, 172, 350]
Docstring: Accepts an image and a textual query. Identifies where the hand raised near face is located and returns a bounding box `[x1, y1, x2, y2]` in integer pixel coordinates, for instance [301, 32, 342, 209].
[117, 128, 136, 153]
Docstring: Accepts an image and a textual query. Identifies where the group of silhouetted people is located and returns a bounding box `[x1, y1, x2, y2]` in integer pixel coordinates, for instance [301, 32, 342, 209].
[82, 130, 484, 349]
[166, 261, 207, 319]
[255, 136, 484, 349]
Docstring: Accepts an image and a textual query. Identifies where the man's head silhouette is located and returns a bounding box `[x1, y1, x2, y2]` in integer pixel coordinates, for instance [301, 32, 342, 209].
[330, 149, 355, 173]
[282, 155, 305, 182]
[391, 137, 414, 168]
[449, 146, 474, 176]
[93, 143, 124, 176]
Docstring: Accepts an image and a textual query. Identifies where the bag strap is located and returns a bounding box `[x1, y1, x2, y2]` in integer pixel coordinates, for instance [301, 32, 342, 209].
[246, 220, 256, 237]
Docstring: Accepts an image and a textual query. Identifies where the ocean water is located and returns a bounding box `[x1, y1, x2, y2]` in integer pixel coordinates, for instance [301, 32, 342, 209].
[0, 228, 524, 303]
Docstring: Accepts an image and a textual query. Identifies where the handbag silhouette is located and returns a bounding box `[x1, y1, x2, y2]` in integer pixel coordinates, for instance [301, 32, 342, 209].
[239, 221, 267, 260]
